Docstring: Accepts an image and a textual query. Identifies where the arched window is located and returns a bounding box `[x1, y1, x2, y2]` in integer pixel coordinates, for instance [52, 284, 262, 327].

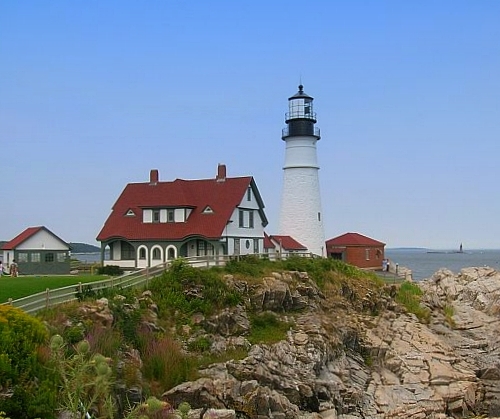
[139, 248, 146, 260]
[167, 247, 176, 260]
[152, 248, 161, 260]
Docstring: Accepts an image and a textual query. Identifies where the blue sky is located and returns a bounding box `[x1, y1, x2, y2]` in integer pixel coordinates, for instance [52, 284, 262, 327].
[1, 1, 499, 249]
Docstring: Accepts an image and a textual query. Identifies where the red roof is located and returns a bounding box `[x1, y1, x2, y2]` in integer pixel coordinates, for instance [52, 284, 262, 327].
[326, 232, 385, 247]
[265, 234, 307, 251]
[97, 173, 267, 242]
[1, 226, 69, 250]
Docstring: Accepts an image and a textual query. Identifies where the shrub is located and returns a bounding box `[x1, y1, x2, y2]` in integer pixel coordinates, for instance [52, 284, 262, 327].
[75, 284, 97, 301]
[224, 255, 271, 277]
[49, 335, 115, 419]
[149, 260, 242, 320]
[187, 336, 212, 353]
[97, 265, 124, 276]
[0, 305, 48, 383]
[0, 306, 57, 418]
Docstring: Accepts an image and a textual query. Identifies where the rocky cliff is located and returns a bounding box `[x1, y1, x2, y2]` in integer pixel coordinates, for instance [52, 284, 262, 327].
[160, 268, 500, 419]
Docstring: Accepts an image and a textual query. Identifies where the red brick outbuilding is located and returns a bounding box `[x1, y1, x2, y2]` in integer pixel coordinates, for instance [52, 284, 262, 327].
[325, 232, 385, 270]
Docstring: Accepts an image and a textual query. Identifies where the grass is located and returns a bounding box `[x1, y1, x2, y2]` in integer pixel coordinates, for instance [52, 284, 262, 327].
[395, 281, 431, 323]
[248, 312, 293, 345]
[0, 274, 108, 303]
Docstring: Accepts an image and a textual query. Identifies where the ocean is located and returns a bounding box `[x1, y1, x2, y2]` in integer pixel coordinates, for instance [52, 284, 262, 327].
[385, 248, 500, 281]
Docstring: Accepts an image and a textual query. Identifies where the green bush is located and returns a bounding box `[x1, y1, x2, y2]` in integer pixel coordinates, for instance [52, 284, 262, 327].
[97, 265, 124, 276]
[149, 259, 242, 320]
[75, 284, 97, 301]
[224, 255, 272, 277]
[0, 305, 57, 418]
[0, 305, 48, 383]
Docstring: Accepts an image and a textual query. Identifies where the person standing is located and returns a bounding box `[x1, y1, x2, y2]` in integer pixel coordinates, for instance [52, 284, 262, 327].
[10, 259, 18, 277]
[386, 259, 391, 273]
[0, 260, 3, 276]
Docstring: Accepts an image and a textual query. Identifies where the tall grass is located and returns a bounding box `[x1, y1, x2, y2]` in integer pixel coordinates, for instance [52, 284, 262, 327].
[139, 331, 197, 395]
[395, 281, 431, 323]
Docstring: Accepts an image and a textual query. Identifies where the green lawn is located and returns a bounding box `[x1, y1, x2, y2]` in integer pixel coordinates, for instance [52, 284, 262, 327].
[0, 274, 108, 303]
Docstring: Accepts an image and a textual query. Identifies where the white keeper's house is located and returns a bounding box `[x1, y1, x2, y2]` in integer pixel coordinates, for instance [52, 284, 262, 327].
[96, 164, 270, 269]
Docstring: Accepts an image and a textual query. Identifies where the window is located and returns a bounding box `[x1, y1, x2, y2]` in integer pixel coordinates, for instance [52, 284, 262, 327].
[45, 253, 54, 262]
[197, 240, 205, 256]
[253, 239, 259, 254]
[304, 100, 311, 115]
[18, 253, 28, 262]
[245, 240, 250, 249]
[202, 206, 213, 214]
[365, 249, 370, 261]
[234, 238, 240, 255]
[152, 248, 161, 260]
[206, 243, 214, 256]
[121, 242, 135, 260]
[167, 209, 175, 222]
[238, 209, 254, 228]
[139, 248, 146, 259]
[318, 212, 321, 221]
[247, 186, 252, 201]
[31, 253, 40, 262]
[57, 252, 66, 262]
[153, 210, 160, 223]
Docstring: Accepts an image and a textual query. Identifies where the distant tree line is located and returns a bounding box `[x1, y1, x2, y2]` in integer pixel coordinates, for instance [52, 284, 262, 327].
[69, 242, 101, 253]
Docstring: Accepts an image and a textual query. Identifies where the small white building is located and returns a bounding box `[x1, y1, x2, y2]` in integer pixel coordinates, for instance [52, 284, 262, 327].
[1, 226, 71, 275]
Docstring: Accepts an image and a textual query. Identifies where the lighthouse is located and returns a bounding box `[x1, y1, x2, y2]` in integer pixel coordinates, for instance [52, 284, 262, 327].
[278, 85, 325, 256]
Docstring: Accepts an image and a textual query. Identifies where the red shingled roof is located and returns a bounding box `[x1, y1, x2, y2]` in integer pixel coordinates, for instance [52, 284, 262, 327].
[264, 233, 307, 251]
[97, 175, 267, 242]
[1, 226, 68, 250]
[326, 232, 385, 247]
[2, 227, 45, 250]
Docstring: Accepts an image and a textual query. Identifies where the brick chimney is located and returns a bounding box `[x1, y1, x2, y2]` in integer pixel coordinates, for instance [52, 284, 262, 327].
[216, 163, 226, 182]
[150, 169, 159, 185]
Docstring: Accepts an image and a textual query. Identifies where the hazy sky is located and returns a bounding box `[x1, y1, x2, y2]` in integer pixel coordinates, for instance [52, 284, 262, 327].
[1, 1, 499, 249]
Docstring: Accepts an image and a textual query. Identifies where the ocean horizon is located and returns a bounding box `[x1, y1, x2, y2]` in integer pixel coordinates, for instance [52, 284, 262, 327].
[386, 248, 500, 281]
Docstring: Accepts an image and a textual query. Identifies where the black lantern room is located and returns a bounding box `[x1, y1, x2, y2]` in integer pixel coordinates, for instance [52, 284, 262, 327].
[282, 85, 320, 139]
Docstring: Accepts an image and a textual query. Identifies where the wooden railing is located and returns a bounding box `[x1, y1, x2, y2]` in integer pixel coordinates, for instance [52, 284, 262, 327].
[2, 252, 316, 315]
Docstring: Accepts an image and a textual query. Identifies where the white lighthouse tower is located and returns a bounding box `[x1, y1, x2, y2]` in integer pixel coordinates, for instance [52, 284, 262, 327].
[278, 85, 325, 256]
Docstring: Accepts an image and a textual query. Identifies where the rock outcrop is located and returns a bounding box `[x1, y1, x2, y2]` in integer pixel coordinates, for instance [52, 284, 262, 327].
[162, 268, 500, 419]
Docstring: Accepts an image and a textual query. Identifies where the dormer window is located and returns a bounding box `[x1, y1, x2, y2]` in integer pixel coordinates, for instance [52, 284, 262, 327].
[153, 210, 160, 223]
[202, 206, 214, 214]
[167, 209, 175, 222]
